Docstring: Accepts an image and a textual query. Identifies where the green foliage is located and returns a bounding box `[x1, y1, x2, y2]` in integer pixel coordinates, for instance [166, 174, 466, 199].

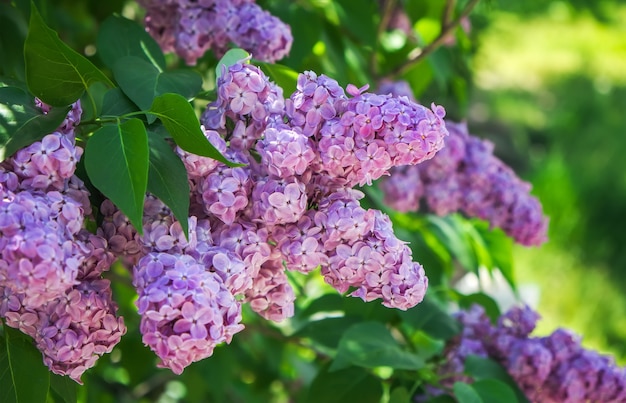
[146, 135, 191, 237]
[330, 322, 425, 371]
[84, 119, 149, 232]
[0, 86, 69, 160]
[0, 324, 50, 403]
[24, 3, 113, 106]
[306, 365, 383, 403]
[113, 56, 202, 123]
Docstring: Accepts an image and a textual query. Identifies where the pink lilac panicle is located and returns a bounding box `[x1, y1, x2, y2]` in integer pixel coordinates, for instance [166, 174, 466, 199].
[133, 252, 243, 374]
[139, 0, 292, 65]
[381, 121, 548, 246]
[419, 304, 626, 403]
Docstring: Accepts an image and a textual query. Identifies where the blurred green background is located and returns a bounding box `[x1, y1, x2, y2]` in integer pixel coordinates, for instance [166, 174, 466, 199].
[470, 0, 626, 361]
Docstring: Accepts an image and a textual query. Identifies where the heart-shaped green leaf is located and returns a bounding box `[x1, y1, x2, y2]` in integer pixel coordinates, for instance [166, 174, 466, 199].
[24, 3, 113, 106]
[97, 14, 166, 71]
[113, 56, 201, 123]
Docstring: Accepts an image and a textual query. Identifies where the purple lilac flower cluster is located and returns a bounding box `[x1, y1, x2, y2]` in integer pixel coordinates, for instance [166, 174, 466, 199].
[199, 62, 445, 310]
[422, 305, 626, 402]
[380, 121, 548, 246]
[0, 100, 126, 383]
[99, 61, 445, 374]
[138, 0, 292, 65]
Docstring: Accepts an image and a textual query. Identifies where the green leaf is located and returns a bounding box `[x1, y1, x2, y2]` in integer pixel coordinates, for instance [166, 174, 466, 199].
[453, 382, 483, 403]
[216, 48, 250, 84]
[100, 87, 138, 117]
[334, 0, 379, 45]
[330, 322, 424, 371]
[464, 356, 529, 403]
[113, 56, 202, 123]
[0, 4, 28, 80]
[0, 86, 70, 160]
[49, 372, 77, 403]
[24, 3, 113, 106]
[294, 316, 361, 349]
[428, 215, 478, 273]
[257, 62, 299, 96]
[389, 386, 412, 403]
[147, 135, 190, 239]
[399, 297, 460, 340]
[306, 366, 383, 403]
[148, 93, 239, 167]
[79, 82, 108, 121]
[0, 325, 50, 403]
[97, 14, 166, 71]
[472, 379, 519, 403]
[299, 293, 344, 318]
[84, 119, 149, 233]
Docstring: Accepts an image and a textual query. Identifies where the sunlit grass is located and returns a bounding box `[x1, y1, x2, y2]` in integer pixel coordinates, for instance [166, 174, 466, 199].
[474, 3, 626, 91]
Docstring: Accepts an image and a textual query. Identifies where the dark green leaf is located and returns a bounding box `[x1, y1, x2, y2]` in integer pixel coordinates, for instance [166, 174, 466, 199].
[257, 62, 298, 96]
[24, 3, 113, 106]
[0, 86, 70, 160]
[147, 135, 190, 238]
[300, 293, 345, 318]
[100, 87, 138, 117]
[453, 382, 483, 403]
[399, 297, 460, 340]
[216, 48, 250, 84]
[2, 106, 69, 161]
[334, 0, 379, 45]
[306, 366, 383, 403]
[472, 379, 519, 403]
[0, 325, 50, 403]
[97, 14, 166, 70]
[80, 82, 108, 121]
[330, 322, 424, 371]
[389, 386, 412, 403]
[148, 93, 239, 167]
[0, 4, 28, 80]
[49, 372, 77, 403]
[294, 316, 361, 349]
[84, 119, 149, 233]
[464, 356, 529, 403]
[113, 56, 202, 123]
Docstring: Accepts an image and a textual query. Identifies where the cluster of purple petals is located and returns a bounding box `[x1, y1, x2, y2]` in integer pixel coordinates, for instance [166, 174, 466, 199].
[421, 305, 626, 403]
[197, 62, 440, 310]
[0, 100, 126, 383]
[138, 0, 292, 65]
[380, 121, 548, 246]
[100, 63, 447, 373]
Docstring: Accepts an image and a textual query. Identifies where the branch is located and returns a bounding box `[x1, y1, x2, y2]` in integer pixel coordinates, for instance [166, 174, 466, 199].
[371, 0, 398, 79]
[388, 0, 480, 78]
